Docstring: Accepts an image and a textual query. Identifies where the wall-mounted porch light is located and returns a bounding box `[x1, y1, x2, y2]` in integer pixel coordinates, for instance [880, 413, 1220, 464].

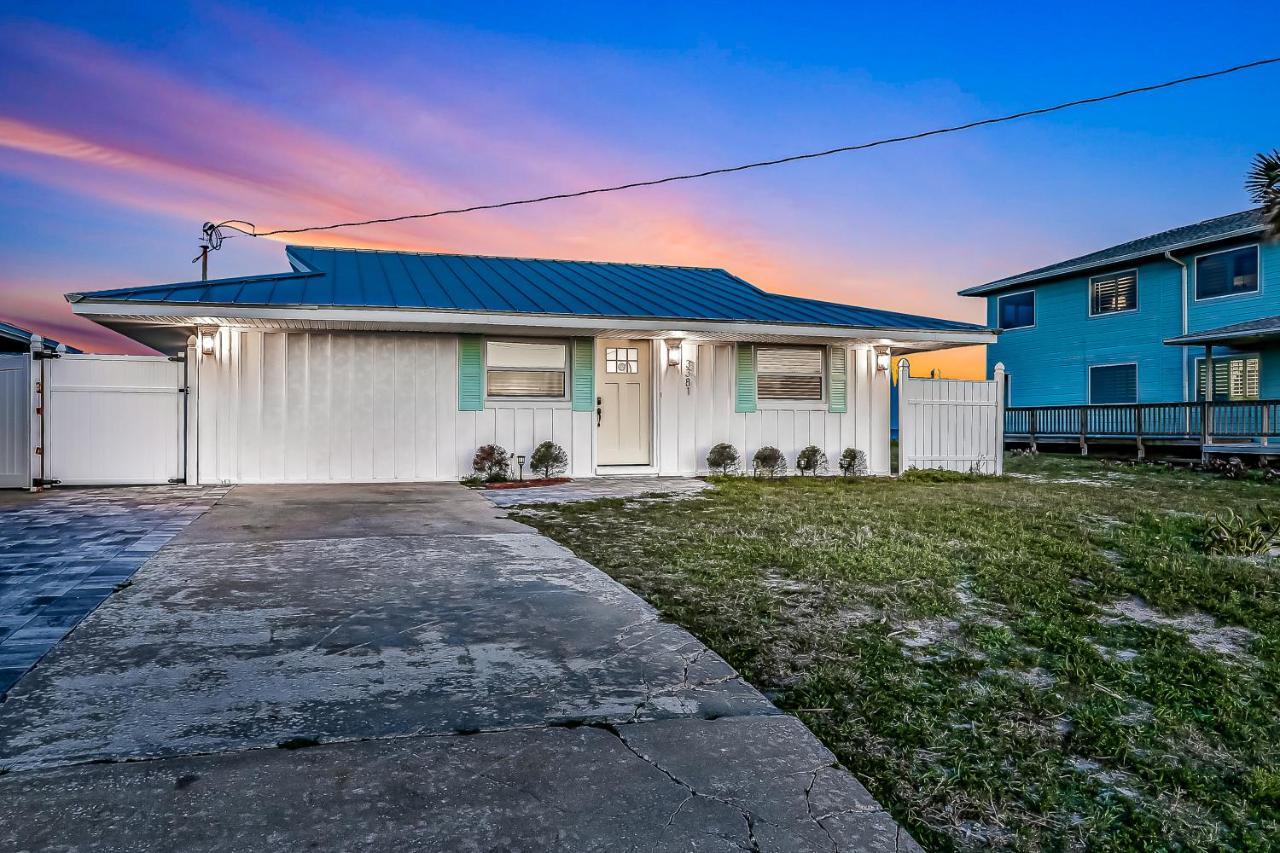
[874, 346, 892, 373]
[666, 338, 684, 367]
[200, 332, 217, 356]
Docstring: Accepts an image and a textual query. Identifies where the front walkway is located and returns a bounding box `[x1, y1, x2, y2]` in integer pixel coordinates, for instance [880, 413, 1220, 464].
[0, 486, 227, 695]
[0, 483, 913, 851]
[483, 475, 711, 507]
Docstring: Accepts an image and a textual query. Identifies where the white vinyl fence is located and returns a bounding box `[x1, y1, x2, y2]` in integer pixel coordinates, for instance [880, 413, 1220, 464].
[43, 354, 185, 485]
[897, 359, 1006, 475]
[0, 350, 186, 488]
[0, 354, 31, 488]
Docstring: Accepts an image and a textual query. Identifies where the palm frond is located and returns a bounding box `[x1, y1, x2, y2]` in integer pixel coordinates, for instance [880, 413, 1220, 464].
[1246, 150, 1280, 239]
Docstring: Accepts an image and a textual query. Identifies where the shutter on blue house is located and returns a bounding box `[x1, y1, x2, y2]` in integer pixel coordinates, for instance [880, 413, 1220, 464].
[458, 335, 484, 411]
[828, 346, 847, 413]
[735, 343, 757, 413]
[1088, 364, 1137, 404]
[571, 338, 594, 412]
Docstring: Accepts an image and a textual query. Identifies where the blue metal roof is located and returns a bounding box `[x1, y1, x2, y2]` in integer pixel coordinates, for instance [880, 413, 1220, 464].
[0, 320, 81, 353]
[69, 246, 984, 333]
[960, 208, 1268, 296]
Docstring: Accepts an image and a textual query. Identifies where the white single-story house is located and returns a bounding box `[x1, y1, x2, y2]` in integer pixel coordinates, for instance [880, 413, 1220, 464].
[61, 246, 995, 484]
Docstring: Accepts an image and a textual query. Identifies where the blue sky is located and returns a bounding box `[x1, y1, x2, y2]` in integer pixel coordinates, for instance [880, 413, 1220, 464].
[1, 1, 1276, 372]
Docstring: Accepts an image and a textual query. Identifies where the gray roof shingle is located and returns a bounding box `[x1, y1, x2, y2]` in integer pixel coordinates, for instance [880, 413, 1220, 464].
[960, 209, 1267, 296]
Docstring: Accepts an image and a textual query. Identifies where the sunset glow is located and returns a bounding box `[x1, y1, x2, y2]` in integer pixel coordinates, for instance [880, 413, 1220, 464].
[2, 5, 1276, 370]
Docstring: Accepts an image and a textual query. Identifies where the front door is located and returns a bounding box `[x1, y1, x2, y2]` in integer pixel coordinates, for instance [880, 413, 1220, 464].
[596, 339, 652, 465]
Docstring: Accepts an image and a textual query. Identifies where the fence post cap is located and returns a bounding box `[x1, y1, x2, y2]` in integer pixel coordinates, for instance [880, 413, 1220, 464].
[896, 357, 910, 369]
[994, 361, 1006, 374]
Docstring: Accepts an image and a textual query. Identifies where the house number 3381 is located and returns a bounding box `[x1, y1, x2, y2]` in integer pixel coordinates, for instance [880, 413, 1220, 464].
[684, 359, 695, 394]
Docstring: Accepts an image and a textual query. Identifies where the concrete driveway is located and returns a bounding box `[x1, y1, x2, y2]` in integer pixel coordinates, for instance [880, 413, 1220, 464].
[0, 483, 913, 852]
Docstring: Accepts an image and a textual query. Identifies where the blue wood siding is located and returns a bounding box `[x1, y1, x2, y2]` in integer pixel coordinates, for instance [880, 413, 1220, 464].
[987, 239, 1280, 406]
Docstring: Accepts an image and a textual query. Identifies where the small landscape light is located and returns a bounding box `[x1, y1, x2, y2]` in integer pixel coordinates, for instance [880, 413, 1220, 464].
[516, 455, 526, 481]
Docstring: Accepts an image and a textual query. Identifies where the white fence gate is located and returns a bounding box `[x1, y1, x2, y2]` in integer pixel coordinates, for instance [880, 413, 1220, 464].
[897, 359, 1006, 475]
[0, 354, 31, 488]
[41, 354, 185, 485]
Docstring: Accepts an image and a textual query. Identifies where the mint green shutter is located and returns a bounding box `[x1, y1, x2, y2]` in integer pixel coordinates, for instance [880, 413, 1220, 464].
[828, 346, 847, 413]
[458, 335, 484, 411]
[572, 338, 594, 412]
[735, 343, 757, 413]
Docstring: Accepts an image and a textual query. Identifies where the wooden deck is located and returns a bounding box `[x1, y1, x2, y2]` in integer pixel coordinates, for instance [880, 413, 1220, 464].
[1006, 400, 1280, 457]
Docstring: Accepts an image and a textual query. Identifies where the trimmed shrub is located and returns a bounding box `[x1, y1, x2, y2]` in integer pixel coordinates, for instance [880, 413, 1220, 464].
[752, 446, 787, 478]
[795, 445, 827, 476]
[472, 444, 512, 482]
[839, 447, 868, 477]
[706, 442, 741, 475]
[530, 441, 569, 479]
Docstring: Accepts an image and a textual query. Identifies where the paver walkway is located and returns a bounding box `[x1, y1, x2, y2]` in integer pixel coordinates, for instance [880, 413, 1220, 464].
[0, 483, 915, 851]
[483, 475, 711, 507]
[0, 486, 227, 695]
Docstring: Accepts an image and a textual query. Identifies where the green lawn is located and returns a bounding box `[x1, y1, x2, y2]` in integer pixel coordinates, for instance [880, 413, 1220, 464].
[512, 454, 1280, 851]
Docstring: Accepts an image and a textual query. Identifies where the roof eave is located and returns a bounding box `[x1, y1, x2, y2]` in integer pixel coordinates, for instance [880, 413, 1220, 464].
[959, 225, 1268, 297]
[68, 298, 995, 345]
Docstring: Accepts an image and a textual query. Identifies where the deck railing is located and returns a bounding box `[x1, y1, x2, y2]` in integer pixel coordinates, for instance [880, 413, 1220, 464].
[1005, 399, 1280, 455]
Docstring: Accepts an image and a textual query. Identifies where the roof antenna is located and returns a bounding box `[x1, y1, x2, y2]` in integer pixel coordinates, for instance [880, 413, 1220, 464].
[193, 222, 227, 281]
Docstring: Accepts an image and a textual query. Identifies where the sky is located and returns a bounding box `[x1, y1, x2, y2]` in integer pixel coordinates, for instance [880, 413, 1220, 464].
[0, 2, 1276, 376]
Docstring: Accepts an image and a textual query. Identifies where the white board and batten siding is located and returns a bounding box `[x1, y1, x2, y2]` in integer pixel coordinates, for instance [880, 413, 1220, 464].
[897, 359, 1006, 475]
[657, 343, 890, 476]
[196, 330, 592, 484]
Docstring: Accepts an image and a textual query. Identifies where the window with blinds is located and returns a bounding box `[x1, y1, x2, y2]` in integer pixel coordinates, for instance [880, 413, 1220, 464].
[485, 340, 568, 398]
[1089, 364, 1137, 404]
[1195, 246, 1259, 300]
[756, 346, 824, 401]
[1197, 355, 1260, 401]
[1090, 271, 1138, 315]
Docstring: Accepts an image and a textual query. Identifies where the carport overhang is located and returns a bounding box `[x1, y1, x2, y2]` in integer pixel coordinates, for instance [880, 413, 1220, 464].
[67, 298, 997, 355]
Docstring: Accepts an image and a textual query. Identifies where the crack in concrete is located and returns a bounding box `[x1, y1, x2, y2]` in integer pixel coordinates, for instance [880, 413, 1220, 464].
[606, 724, 763, 853]
[804, 768, 840, 852]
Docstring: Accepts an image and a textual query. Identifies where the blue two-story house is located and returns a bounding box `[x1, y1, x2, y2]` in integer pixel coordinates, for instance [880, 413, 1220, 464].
[960, 209, 1278, 408]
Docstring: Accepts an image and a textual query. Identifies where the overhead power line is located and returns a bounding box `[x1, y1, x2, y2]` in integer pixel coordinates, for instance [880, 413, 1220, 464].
[212, 56, 1280, 241]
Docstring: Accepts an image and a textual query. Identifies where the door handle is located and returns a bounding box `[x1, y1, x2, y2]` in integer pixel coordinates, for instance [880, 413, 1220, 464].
[596, 396, 602, 427]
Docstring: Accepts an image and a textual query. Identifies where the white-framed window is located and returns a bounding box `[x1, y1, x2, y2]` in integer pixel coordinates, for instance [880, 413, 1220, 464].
[485, 339, 568, 398]
[1089, 270, 1138, 316]
[1196, 354, 1260, 400]
[997, 290, 1035, 330]
[1088, 363, 1138, 404]
[1195, 246, 1259, 300]
[757, 346, 824, 401]
[604, 346, 640, 374]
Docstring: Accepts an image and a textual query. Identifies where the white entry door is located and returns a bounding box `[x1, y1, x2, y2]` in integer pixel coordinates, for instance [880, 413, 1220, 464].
[596, 339, 652, 465]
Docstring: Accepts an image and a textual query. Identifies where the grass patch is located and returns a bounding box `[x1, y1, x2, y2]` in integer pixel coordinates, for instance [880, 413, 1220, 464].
[513, 454, 1280, 851]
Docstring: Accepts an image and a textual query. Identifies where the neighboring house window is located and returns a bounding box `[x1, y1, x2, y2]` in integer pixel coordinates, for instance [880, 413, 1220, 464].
[1089, 364, 1137, 404]
[997, 291, 1035, 329]
[757, 346, 824, 401]
[485, 340, 568, 398]
[1197, 355, 1260, 400]
[1090, 271, 1138, 315]
[1195, 246, 1259, 300]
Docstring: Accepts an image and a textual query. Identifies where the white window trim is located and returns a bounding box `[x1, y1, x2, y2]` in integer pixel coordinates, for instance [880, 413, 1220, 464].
[1191, 244, 1262, 303]
[1087, 361, 1139, 406]
[996, 289, 1036, 331]
[1087, 269, 1139, 318]
[755, 344, 827, 404]
[1193, 353, 1261, 401]
[484, 337, 571, 402]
